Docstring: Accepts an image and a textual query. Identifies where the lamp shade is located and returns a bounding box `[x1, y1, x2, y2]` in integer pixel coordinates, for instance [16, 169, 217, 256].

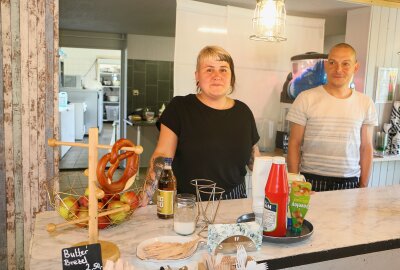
[250, 0, 287, 42]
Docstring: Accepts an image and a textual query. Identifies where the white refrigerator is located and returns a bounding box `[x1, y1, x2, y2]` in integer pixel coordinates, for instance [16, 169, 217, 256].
[61, 88, 103, 134]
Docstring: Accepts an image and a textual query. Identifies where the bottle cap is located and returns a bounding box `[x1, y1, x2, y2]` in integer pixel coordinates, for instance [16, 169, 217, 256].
[272, 156, 285, 164]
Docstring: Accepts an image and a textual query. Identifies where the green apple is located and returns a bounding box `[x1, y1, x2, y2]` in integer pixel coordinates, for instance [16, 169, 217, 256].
[107, 201, 129, 224]
[58, 196, 79, 220]
[75, 207, 89, 228]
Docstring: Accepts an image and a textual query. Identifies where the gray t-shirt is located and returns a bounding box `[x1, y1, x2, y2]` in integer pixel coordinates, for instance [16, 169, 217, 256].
[286, 86, 378, 177]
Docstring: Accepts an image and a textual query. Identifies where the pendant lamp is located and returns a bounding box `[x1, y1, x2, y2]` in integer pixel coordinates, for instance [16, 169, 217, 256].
[250, 0, 287, 42]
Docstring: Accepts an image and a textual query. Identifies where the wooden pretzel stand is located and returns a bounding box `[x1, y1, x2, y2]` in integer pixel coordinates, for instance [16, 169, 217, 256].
[46, 128, 143, 263]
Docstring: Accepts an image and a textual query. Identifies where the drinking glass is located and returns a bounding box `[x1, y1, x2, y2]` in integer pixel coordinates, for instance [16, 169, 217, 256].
[173, 194, 197, 235]
[375, 131, 388, 157]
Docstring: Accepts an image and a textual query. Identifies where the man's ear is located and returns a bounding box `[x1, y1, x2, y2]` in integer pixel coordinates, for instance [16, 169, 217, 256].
[354, 62, 360, 73]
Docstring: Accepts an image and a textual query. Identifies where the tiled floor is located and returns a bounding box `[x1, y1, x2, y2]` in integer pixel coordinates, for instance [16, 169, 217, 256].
[59, 123, 114, 170]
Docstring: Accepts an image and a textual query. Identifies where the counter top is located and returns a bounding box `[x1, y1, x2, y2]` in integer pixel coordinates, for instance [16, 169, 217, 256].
[262, 148, 400, 162]
[124, 119, 157, 127]
[373, 154, 400, 162]
[30, 185, 400, 270]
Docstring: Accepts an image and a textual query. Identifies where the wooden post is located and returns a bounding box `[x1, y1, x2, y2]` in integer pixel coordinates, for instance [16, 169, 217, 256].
[88, 128, 99, 244]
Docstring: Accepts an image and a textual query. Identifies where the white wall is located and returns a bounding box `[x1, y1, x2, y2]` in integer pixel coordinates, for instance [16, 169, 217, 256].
[174, 0, 325, 125]
[127, 34, 175, 61]
[61, 47, 120, 81]
[346, 6, 400, 129]
[62, 34, 175, 79]
[324, 34, 345, 53]
[345, 7, 371, 95]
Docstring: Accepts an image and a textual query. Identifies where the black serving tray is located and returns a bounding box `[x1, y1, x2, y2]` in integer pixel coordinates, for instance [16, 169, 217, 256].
[237, 212, 313, 244]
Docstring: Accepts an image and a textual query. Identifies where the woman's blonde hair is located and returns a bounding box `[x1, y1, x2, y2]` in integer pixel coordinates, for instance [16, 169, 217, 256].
[196, 45, 236, 94]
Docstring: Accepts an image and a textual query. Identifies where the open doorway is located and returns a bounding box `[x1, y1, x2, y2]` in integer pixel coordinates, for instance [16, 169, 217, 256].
[59, 47, 122, 170]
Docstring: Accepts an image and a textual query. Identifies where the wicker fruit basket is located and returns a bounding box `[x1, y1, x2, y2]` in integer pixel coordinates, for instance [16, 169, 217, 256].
[47, 171, 141, 230]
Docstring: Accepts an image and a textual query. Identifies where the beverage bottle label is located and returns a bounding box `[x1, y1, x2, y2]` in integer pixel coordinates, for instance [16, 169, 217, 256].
[262, 197, 278, 232]
[157, 189, 174, 215]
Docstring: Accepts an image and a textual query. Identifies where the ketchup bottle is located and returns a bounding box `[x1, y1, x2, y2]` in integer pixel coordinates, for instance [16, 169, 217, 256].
[263, 156, 288, 237]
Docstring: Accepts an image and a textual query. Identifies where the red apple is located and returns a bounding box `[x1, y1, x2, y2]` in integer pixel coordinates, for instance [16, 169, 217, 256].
[107, 201, 129, 224]
[98, 215, 110, 229]
[78, 196, 89, 208]
[102, 193, 120, 205]
[120, 191, 139, 210]
[75, 208, 89, 228]
[58, 196, 79, 220]
[111, 193, 120, 201]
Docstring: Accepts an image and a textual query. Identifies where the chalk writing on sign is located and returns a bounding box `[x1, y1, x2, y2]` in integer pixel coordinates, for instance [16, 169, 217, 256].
[62, 243, 103, 270]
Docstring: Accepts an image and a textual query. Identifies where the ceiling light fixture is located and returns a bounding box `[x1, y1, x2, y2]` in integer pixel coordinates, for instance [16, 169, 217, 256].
[249, 0, 287, 42]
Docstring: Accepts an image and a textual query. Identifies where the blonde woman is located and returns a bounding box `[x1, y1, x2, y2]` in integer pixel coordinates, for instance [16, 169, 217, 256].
[140, 46, 260, 205]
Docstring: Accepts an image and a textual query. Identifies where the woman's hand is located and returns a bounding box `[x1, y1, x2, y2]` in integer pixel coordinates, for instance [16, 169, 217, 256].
[139, 124, 178, 207]
[247, 144, 260, 171]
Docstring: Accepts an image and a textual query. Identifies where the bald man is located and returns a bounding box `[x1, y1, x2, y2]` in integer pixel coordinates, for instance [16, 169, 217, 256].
[286, 43, 378, 192]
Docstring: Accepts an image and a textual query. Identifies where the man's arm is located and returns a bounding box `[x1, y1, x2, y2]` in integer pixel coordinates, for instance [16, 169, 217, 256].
[139, 124, 178, 206]
[359, 124, 374, 188]
[287, 122, 305, 173]
[247, 144, 261, 171]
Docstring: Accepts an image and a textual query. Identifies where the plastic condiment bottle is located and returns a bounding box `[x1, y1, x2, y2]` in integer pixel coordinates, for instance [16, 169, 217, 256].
[262, 156, 289, 237]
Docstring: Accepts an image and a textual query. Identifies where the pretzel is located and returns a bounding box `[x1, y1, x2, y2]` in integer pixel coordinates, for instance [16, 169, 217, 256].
[97, 138, 139, 194]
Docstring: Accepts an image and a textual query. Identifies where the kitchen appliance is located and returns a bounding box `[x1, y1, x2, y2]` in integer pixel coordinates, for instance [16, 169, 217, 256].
[71, 102, 87, 140]
[61, 88, 103, 134]
[281, 52, 328, 103]
[277, 52, 328, 151]
[59, 103, 75, 158]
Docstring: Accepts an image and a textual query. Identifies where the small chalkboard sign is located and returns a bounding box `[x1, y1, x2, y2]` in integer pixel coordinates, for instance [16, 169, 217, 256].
[62, 243, 103, 270]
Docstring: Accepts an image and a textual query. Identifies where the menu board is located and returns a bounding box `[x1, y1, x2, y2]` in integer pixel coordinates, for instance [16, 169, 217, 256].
[62, 243, 103, 270]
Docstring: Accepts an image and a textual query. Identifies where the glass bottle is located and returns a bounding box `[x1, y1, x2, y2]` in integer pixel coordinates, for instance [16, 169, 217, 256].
[173, 194, 196, 235]
[157, 157, 176, 219]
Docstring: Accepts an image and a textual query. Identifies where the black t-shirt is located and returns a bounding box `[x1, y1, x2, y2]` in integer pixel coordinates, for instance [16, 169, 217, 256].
[160, 94, 259, 195]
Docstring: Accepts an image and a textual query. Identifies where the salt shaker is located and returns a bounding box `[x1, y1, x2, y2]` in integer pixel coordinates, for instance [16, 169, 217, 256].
[173, 194, 196, 235]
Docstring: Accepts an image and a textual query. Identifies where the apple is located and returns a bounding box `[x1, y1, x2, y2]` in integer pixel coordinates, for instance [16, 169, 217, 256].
[58, 196, 79, 220]
[107, 201, 129, 224]
[84, 186, 105, 200]
[98, 215, 110, 229]
[120, 191, 139, 210]
[111, 193, 120, 201]
[75, 207, 89, 228]
[78, 196, 89, 208]
[102, 193, 120, 205]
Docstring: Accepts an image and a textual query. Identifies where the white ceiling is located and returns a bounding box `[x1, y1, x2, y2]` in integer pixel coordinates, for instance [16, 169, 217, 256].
[59, 0, 365, 37]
